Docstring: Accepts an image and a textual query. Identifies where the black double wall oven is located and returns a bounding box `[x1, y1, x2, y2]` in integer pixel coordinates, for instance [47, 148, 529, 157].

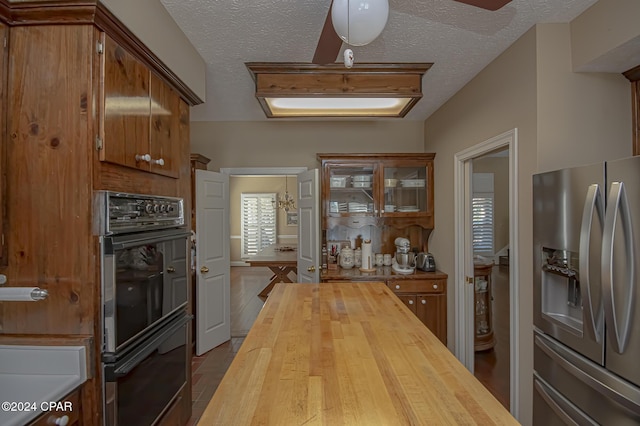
[95, 191, 191, 426]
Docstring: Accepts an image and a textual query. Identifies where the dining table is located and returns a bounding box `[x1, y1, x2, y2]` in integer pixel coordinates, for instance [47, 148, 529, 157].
[247, 243, 297, 298]
[198, 282, 519, 425]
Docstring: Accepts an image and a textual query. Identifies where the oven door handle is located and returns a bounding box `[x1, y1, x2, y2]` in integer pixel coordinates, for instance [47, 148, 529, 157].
[109, 229, 191, 251]
[105, 314, 192, 381]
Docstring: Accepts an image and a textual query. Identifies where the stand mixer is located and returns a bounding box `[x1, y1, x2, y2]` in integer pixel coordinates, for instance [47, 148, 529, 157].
[392, 237, 415, 274]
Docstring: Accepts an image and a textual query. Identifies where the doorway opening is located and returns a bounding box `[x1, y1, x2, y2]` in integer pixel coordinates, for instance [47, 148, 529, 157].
[453, 129, 520, 417]
[220, 167, 307, 337]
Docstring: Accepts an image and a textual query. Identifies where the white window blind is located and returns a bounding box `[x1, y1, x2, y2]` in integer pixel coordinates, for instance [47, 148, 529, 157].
[241, 193, 277, 257]
[472, 193, 494, 254]
[472, 173, 494, 255]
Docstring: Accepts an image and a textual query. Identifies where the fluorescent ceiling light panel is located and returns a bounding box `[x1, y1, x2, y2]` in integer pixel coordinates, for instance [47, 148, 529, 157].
[265, 97, 411, 117]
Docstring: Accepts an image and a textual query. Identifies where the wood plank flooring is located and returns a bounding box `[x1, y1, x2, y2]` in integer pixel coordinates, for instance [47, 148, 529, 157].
[474, 265, 511, 409]
[188, 266, 268, 425]
[188, 266, 511, 424]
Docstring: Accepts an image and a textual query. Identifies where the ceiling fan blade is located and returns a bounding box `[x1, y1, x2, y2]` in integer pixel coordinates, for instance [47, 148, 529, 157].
[453, 0, 512, 11]
[313, 1, 342, 65]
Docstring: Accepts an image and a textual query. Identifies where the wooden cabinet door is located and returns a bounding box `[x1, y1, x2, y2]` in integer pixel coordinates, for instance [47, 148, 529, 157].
[417, 294, 446, 345]
[101, 33, 150, 171]
[149, 72, 180, 177]
[396, 294, 417, 314]
[0, 21, 7, 265]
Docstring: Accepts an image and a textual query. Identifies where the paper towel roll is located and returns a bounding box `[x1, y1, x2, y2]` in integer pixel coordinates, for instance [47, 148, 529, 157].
[0, 287, 48, 301]
[360, 241, 373, 271]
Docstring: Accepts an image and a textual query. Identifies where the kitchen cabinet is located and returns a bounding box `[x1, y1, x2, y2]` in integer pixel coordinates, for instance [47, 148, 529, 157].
[474, 263, 496, 351]
[0, 21, 6, 266]
[317, 153, 435, 230]
[388, 278, 447, 345]
[321, 269, 447, 345]
[99, 34, 181, 178]
[317, 153, 435, 257]
[0, 4, 199, 425]
[28, 387, 81, 426]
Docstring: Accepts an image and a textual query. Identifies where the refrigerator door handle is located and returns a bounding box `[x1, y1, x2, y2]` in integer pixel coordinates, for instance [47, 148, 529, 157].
[535, 332, 640, 415]
[602, 181, 636, 354]
[579, 184, 604, 343]
[533, 373, 598, 426]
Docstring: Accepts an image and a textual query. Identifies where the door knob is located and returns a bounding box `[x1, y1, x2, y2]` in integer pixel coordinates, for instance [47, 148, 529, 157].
[200, 266, 209, 273]
[307, 266, 316, 272]
[166, 266, 176, 273]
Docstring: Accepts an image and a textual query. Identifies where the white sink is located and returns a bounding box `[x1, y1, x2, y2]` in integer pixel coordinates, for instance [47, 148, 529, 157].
[0, 345, 87, 426]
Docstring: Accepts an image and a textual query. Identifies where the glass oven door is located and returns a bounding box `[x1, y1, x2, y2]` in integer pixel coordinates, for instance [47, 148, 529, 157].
[102, 228, 190, 354]
[103, 313, 190, 426]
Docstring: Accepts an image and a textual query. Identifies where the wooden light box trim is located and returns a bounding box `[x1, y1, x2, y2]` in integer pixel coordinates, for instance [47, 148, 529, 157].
[246, 62, 432, 118]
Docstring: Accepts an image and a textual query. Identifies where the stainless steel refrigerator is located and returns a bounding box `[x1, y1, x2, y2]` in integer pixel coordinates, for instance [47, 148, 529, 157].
[533, 155, 640, 425]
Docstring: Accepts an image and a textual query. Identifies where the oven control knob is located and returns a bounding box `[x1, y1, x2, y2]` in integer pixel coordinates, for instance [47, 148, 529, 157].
[153, 204, 160, 213]
[145, 203, 154, 214]
[168, 205, 175, 213]
[160, 204, 167, 213]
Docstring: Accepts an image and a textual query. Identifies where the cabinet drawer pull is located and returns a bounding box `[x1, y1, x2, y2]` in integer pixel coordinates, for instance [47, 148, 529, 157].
[433, 284, 438, 289]
[395, 284, 400, 290]
[135, 153, 151, 163]
[408, 300, 414, 305]
[421, 299, 426, 304]
[153, 158, 165, 166]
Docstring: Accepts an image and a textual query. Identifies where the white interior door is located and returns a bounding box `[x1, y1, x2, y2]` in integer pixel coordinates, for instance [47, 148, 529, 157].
[297, 169, 319, 283]
[195, 169, 230, 355]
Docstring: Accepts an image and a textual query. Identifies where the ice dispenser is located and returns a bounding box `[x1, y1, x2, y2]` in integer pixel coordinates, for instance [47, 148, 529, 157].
[540, 247, 583, 335]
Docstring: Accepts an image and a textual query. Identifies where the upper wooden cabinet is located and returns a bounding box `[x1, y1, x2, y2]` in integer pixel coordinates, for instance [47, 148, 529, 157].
[99, 34, 180, 178]
[317, 153, 435, 229]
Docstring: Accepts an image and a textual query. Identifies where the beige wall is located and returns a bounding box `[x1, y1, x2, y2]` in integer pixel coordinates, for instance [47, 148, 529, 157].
[537, 23, 631, 172]
[229, 176, 298, 263]
[424, 26, 538, 424]
[425, 18, 633, 425]
[100, 0, 207, 101]
[571, 0, 640, 72]
[190, 121, 425, 171]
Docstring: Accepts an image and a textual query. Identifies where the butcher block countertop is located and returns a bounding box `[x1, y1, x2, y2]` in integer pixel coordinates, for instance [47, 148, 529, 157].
[199, 282, 519, 425]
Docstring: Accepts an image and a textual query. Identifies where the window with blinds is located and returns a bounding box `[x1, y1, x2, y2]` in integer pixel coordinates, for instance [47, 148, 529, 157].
[472, 193, 494, 254]
[241, 193, 277, 257]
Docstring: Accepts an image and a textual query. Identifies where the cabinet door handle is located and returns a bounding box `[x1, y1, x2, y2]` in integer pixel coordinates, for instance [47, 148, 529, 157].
[135, 153, 151, 163]
[433, 284, 438, 289]
[395, 284, 400, 290]
[52, 415, 69, 426]
[421, 299, 426, 304]
[153, 158, 165, 166]
[408, 300, 414, 305]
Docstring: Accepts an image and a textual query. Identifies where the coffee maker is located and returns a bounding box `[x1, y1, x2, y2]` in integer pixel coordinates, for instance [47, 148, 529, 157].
[392, 237, 415, 274]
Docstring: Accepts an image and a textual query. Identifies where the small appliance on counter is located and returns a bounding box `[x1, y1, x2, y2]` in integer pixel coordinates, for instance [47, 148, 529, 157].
[392, 237, 415, 274]
[416, 252, 436, 272]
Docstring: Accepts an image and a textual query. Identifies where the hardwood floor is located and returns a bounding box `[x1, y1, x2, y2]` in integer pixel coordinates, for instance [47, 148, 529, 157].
[188, 266, 511, 424]
[474, 265, 511, 409]
[229, 266, 272, 336]
[188, 266, 268, 424]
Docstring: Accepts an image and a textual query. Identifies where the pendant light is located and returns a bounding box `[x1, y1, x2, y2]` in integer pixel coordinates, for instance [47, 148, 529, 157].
[276, 175, 296, 212]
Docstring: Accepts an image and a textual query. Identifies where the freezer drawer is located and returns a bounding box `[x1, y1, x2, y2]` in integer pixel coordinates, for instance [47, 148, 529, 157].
[534, 330, 640, 425]
[533, 374, 597, 426]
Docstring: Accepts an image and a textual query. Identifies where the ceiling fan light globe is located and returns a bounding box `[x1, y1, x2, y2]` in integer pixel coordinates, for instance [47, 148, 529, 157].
[331, 0, 389, 47]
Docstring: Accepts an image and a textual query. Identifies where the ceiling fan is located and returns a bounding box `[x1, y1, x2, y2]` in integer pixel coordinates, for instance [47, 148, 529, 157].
[312, 0, 512, 65]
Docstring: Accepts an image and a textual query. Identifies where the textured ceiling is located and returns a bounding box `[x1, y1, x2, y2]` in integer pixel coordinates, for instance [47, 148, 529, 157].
[159, 0, 598, 122]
